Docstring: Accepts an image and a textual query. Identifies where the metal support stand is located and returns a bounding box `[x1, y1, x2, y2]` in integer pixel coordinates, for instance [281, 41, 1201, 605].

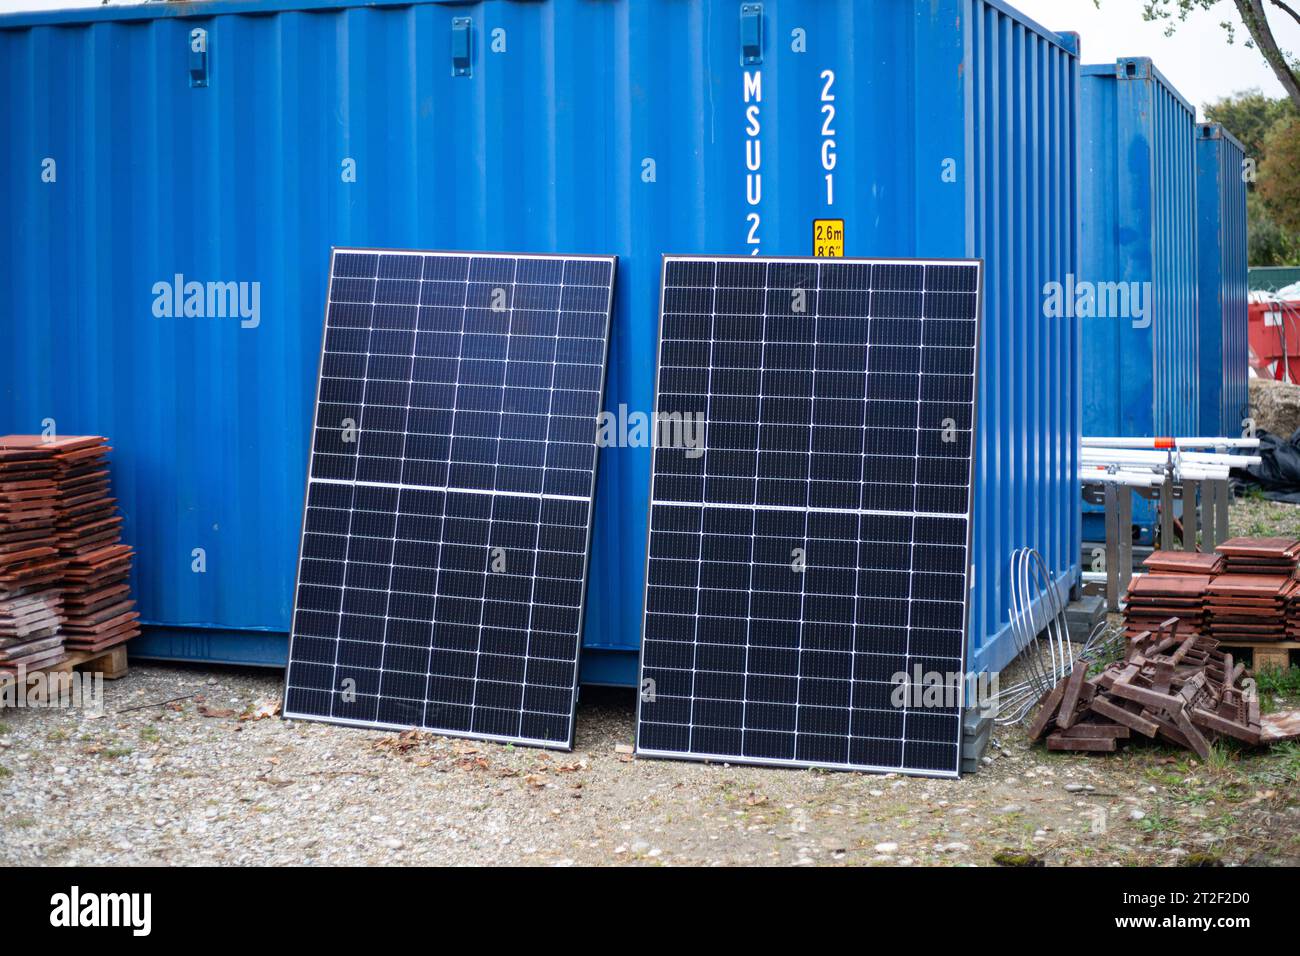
[1213, 478, 1231, 548]
[1095, 482, 1135, 613]
[1117, 486, 1133, 598]
[1104, 483, 1121, 611]
[1181, 478, 1199, 551]
[1159, 477, 1176, 551]
[1202, 480, 1217, 551]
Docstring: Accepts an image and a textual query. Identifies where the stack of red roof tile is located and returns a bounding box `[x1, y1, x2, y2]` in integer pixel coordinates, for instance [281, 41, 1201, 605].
[1142, 550, 1224, 576]
[1123, 573, 1210, 640]
[0, 442, 67, 672]
[0, 436, 140, 655]
[52, 437, 139, 653]
[1203, 574, 1295, 643]
[1215, 537, 1300, 576]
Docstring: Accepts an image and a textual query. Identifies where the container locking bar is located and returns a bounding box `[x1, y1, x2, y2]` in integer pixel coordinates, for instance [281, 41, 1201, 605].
[452, 17, 472, 77]
[740, 4, 762, 66]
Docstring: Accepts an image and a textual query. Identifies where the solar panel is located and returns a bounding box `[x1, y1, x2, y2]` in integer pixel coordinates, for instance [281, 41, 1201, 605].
[284, 249, 616, 750]
[636, 256, 981, 777]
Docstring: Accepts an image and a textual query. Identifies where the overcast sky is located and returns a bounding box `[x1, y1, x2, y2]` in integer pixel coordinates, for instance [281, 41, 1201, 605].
[1, 0, 1296, 116]
[1012, 0, 1298, 115]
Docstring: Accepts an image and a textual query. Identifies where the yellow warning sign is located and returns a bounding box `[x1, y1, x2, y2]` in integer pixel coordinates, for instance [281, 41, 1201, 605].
[813, 219, 844, 257]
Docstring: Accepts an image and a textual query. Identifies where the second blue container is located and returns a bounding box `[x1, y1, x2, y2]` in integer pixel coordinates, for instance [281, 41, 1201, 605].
[1079, 57, 1199, 541]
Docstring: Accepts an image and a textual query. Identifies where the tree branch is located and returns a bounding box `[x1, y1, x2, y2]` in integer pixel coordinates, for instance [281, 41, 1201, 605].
[1234, 0, 1300, 110]
[1268, 0, 1300, 30]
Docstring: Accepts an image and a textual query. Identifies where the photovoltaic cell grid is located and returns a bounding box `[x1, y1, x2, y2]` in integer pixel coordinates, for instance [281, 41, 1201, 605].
[284, 249, 615, 749]
[636, 256, 981, 777]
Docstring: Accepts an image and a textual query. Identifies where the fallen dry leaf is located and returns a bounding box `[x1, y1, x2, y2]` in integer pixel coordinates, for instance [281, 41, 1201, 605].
[240, 699, 282, 721]
[373, 730, 430, 755]
[197, 705, 236, 718]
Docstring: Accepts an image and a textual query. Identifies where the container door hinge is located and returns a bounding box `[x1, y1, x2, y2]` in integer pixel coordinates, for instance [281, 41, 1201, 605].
[741, 3, 763, 66]
[452, 17, 473, 77]
[189, 27, 209, 88]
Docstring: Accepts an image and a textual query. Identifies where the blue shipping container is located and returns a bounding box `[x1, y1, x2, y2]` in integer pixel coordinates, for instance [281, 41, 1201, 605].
[0, 0, 1080, 681]
[1079, 57, 1198, 541]
[1195, 122, 1249, 439]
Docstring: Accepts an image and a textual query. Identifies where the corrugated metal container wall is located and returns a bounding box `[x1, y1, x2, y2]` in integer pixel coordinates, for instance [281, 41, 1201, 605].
[1079, 58, 1197, 539]
[0, 0, 1079, 681]
[1195, 122, 1249, 438]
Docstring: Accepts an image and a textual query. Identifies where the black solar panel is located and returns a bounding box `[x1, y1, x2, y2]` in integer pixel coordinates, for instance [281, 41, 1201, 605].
[284, 249, 615, 749]
[636, 256, 981, 777]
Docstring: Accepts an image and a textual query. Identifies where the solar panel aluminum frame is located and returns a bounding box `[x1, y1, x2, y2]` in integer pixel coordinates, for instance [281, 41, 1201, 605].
[634, 254, 983, 778]
[282, 247, 617, 751]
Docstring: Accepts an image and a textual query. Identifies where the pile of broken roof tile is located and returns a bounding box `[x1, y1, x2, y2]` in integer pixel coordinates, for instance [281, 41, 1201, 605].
[1027, 624, 1295, 757]
[1035, 538, 1300, 756]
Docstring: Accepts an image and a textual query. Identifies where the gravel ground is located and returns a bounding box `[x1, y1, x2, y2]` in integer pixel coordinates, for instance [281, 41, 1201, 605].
[2, 665, 1297, 867]
[2, 497, 1299, 867]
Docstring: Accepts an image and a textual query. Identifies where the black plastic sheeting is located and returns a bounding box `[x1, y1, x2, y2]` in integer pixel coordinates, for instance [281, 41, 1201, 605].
[1238, 429, 1300, 503]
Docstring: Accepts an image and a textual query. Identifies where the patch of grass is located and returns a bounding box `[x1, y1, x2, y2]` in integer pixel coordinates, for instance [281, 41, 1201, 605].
[1204, 742, 1240, 774]
[0, 765, 10, 778]
[1254, 665, 1300, 698]
[1168, 787, 1215, 807]
[101, 747, 132, 759]
[1144, 768, 1184, 787]
[46, 728, 68, 742]
[1258, 741, 1300, 785]
[139, 726, 161, 743]
[0, 722, 11, 735]
[1136, 811, 1180, 835]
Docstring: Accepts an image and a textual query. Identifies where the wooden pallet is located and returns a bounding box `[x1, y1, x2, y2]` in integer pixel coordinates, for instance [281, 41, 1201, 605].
[1216, 640, 1299, 673]
[0, 645, 128, 703]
